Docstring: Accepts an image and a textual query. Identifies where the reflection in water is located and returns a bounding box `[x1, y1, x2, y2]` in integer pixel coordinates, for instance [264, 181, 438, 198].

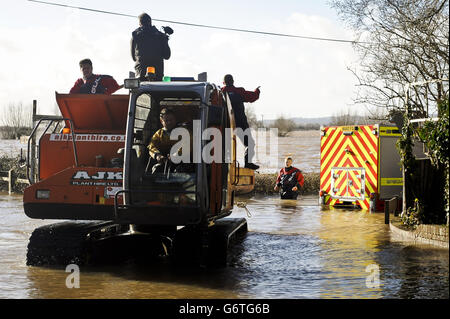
[316, 210, 387, 298]
[26, 262, 241, 299]
[230, 195, 448, 299]
[0, 193, 448, 299]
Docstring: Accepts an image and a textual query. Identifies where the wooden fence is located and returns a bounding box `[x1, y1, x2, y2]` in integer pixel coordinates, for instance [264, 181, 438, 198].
[0, 169, 29, 195]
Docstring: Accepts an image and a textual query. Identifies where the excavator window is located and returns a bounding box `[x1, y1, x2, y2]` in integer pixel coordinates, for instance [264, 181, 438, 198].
[128, 92, 200, 207]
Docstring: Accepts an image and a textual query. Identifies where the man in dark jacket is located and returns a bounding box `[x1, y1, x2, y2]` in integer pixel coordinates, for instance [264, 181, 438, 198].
[131, 13, 171, 81]
[221, 74, 261, 170]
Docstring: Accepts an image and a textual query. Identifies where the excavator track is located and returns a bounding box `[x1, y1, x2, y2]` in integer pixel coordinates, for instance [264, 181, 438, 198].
[26, 221, 127, 266]
[27, 218, 248, 267]
[173, 218, 248, 267]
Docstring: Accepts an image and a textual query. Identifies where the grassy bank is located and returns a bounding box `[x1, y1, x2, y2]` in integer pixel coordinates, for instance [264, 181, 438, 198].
[255, 172, 320, 195]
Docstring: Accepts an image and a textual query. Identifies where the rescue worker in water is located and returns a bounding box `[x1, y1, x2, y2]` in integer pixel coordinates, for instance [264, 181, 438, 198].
[274, 156, 305, 200]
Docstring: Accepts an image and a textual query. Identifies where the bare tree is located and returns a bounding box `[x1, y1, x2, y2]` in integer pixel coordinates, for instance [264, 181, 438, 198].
[1, 102, 33, 139]
[245, 105, 259, 128]
[331, 0, 449, 117]
[272, 114, 297, 136]
[330, 108, 358, 125]
[329, 107, 377, 125]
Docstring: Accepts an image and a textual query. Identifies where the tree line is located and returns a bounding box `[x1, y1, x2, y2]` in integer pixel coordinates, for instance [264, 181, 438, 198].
[245, 106, 387, 137]
[1, 101, 373, 140]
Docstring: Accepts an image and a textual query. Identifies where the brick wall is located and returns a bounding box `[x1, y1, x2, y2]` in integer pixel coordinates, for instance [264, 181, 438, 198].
[415, 224, 449, 242]
[390, 220, 449, 249]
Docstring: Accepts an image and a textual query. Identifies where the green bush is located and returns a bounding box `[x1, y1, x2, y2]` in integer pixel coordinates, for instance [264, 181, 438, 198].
[417, 99, 449, 221]
[397, 98, 449, 225]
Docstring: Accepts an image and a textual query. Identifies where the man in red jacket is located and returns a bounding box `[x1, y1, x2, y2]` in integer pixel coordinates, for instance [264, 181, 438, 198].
[221, 74, 261, 170]
[221, 74, 260, 103]
[70, 59, 122, 94]
[274, 156, 305, 199]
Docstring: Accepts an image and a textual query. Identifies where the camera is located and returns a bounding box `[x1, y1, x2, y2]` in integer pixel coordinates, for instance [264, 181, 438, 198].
[162, 26, 174, 35]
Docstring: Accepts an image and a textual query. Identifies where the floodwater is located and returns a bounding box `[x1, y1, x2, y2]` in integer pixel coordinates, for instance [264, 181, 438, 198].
[0, 131, 321, 173]
[239, 130, 321, 173]
[0, 193, 448, 299]
[0, 139, 26, 159]
[0, 133, 448, 299]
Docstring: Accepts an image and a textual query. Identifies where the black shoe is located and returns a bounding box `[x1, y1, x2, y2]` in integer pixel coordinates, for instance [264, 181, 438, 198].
[244, 163, 260, 170]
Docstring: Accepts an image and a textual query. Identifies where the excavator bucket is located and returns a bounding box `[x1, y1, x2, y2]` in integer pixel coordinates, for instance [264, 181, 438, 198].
[55, 93, 129, 133]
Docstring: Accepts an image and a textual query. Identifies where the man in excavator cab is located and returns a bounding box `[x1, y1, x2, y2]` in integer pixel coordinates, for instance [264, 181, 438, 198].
[146, 108, 193, 175]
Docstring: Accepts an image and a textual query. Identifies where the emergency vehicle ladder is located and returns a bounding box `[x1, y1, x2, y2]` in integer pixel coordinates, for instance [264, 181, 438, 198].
[330, 167, 366, 202]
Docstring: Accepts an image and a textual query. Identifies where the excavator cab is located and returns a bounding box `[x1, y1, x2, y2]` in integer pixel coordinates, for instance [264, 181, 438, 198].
[114, 81, 244, 227]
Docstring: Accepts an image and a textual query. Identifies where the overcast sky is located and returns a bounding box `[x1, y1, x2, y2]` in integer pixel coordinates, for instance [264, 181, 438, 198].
[0, 0, 363, 120]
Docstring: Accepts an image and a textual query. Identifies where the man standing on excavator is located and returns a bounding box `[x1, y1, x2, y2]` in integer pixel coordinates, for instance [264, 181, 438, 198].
[221, 74, 261, 170]
[70, 59, 122, 94]
[131, 13, 171, 81]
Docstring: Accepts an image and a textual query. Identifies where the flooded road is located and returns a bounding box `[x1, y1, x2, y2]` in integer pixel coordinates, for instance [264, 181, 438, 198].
[0, 139, 26, 159]
[0, 193, 448, 299]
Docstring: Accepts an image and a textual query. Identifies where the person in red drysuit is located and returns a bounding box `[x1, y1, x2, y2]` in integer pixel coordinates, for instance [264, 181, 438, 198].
[274, 156, 305, 199]
[70, 58, 122, 94]
[221, 74, 261, 170]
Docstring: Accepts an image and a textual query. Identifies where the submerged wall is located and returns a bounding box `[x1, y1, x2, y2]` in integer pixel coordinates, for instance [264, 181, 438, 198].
[390, 218, 449, 249]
